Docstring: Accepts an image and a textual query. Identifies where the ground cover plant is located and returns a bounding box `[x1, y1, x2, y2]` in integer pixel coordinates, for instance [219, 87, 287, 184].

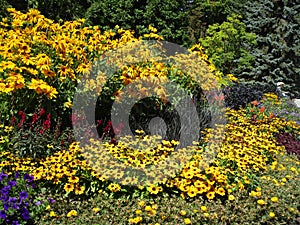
[0, 8, 299, 225]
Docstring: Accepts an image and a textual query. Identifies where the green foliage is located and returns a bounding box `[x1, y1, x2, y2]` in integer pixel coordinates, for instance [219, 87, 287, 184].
[241, 0, 300, 97]
[199, 14, 257, 76]
[5, 0, 89, 21]
[187, 0, 237, 44]
[84, 0, 190, 45]
[0, 0, 11, 18]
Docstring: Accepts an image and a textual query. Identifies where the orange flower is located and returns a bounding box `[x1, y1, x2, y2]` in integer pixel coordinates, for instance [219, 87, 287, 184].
[260, 106, 265, 113]
[251, 100, 258, 106]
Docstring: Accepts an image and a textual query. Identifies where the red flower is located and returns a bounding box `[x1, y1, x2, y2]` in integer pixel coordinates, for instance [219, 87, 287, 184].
[39, 108, 45, 116]
[260, 106, 265, 113]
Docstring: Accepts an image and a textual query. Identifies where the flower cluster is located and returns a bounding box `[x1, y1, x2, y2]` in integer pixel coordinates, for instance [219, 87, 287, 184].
[0, 171, 47, 225]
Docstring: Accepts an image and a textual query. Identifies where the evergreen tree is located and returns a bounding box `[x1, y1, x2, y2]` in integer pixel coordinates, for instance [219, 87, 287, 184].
[241, 0, 300, 97]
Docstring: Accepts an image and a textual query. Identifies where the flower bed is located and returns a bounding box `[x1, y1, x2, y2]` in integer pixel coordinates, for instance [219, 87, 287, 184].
[0, 8, 299, 225]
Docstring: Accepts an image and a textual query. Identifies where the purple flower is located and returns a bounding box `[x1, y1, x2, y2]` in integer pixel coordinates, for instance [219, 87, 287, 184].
[21, 211, 30, 220]
[3, 202, 10, 210]
[48, 197, 56, 204]
[19, 191, 28, 201]
[0, 172, 8, 182]
[0, 210, 6, 219]
[7, 180, 17, 187]
[12, 220, 20, 225]
[23, 174, 34, 183]
[35, 201, 42, 206]
[8, 197, 17, 203]
[14, 172, 19, 179]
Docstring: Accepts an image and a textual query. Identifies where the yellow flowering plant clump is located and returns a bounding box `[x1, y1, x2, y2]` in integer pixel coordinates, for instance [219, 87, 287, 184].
[0, 8, 159, 124]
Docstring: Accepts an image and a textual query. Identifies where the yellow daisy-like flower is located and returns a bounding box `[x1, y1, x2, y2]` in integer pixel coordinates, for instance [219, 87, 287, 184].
[144, 205, 152, 211]
[67, 210, 77, 217]
[269, 212, 275, 218]
[184, 218, 191, 224]
[74, 185, 85, 195]
[92, 207, 100, 213]
[200, 206, 207, 212]
[257, 199, 265, 205]
[107, 183, 121, 193]
[180, 210, 187, 216]
[228, 195, 235, 201]
[64, 101, 72, 109]
[64, 183, 74, 192]
[206, 191, 215, 200]
[147, 185, 162, 195]
[68, 176, 79, 183]
[49, 211, 56, 217]
[271, 197, 278, 203]
[138, 200, 145, 207]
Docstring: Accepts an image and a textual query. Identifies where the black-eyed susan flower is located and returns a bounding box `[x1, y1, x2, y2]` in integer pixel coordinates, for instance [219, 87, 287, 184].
[64, 183, 74, 192]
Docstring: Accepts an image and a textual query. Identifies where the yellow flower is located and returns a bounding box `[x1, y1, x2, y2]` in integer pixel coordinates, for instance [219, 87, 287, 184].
[135, 209, 142, 215]
[200, 206, 207, 212]
[74, 185, 85, 195]
[64, 183, 74, 192]
[145, 205, 152, 211]
[269, 212, 275, 218]
[206, 191, 215, 200]
[46, 205, 51, 210]
[64, 101, 72, 108]
[180, 210, 187, 216]
[138, 200, 145, 207]
[49, 211, 56, 217]
[228, 195, 235, 201]
[184, 218, 191, 224]
[67, 210, 77, 217]
[204, 212, 209, 218]
[107, 183, 121, 192]
[93, 207, 100, 213]
[257, 199, 265, 205]
[68, 176, 79, 183]
[271, 197, 278, 203]
[147, 185, 162, 195]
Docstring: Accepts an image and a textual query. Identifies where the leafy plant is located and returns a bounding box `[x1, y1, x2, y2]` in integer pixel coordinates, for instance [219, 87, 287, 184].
[10, 109, 74, 159]
[200, 14, 257, 76]
[222, 82, 276, 109]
